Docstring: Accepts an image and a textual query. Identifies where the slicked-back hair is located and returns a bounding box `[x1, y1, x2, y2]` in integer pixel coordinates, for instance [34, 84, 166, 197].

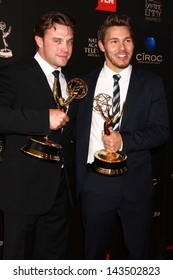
[34, 11, 75, 38]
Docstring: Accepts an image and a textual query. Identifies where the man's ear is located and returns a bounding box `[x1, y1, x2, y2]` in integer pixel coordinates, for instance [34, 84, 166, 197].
[34, 35, 43, 48]
[98, 40, 105, 53]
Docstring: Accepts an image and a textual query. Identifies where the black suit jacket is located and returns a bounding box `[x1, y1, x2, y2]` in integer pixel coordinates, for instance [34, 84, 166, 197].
[0, 57, 77, 214]
[76, 66, 170, 202]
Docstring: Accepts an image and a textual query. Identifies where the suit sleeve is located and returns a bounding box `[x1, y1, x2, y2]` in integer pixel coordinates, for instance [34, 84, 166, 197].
[121, 76, 170, 153]
[0, 67, 50, 136]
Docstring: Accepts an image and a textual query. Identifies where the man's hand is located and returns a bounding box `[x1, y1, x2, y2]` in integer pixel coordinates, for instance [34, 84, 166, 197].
[102, 129, 122, 153]
[49, 109, 69, 130]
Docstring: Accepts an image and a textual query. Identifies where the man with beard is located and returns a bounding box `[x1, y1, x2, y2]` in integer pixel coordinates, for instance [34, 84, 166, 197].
[75, 14, 170, 259]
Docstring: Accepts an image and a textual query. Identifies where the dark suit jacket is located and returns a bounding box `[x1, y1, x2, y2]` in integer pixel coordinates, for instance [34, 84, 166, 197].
[0, 57, 77, 214]
[76, 66, 170, 202]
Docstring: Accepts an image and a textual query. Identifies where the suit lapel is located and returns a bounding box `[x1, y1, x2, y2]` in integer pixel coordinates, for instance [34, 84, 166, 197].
[27, 58, 54, 106]
[120, 68, 141, 130]
[82, 68, 102, 142]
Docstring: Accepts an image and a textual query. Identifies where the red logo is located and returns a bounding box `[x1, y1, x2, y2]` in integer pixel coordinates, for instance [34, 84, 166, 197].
[96, 0, 117, 12]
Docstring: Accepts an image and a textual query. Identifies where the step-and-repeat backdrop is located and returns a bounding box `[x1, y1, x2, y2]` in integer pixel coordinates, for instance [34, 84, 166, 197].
[0, 0, 172, 259]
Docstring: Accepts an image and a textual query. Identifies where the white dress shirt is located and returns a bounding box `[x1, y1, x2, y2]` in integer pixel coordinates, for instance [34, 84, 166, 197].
[34, 52, 68, 100]
[87, 62, 132, 163]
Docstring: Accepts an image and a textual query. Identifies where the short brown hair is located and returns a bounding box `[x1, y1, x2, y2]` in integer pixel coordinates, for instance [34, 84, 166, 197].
[98, 14, 133, 44]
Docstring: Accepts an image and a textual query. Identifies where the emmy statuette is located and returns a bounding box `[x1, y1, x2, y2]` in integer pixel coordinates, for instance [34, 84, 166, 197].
[91, 93, 127, 175]
[0, 21, 13, 58]
[21, 78, 88, 162]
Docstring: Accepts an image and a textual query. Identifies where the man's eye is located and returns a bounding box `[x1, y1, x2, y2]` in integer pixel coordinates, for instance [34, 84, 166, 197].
[54, 39, 61, 43]
[111, 40, 118, 44]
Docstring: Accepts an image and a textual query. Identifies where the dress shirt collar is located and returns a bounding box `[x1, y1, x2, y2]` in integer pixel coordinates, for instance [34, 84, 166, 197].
[103, 61, 132, 83]
[34, 52, 61, 77]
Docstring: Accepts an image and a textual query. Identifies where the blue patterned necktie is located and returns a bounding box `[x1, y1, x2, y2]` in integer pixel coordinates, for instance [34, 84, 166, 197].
[112, 74, 121, 116]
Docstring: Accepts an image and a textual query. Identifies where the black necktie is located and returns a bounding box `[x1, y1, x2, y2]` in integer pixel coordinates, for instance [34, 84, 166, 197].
[112, 74, 121, 116]
[52, 70, 62, 98]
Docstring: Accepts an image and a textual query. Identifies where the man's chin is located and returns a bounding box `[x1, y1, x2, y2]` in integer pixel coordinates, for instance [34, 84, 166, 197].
[118, 62, 130, 69]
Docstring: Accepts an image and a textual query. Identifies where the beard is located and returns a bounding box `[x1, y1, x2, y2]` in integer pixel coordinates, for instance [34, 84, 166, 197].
[105, 50, 132, 70]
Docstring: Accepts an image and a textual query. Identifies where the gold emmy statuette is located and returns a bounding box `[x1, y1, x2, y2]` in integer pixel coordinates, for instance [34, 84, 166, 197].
[91, 93, 127, 175]
[21, 78, 88, 162]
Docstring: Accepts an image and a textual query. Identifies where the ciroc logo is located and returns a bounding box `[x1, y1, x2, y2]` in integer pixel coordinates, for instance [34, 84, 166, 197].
[145, 37, 156, 52]
[136, 36, 162, 65]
